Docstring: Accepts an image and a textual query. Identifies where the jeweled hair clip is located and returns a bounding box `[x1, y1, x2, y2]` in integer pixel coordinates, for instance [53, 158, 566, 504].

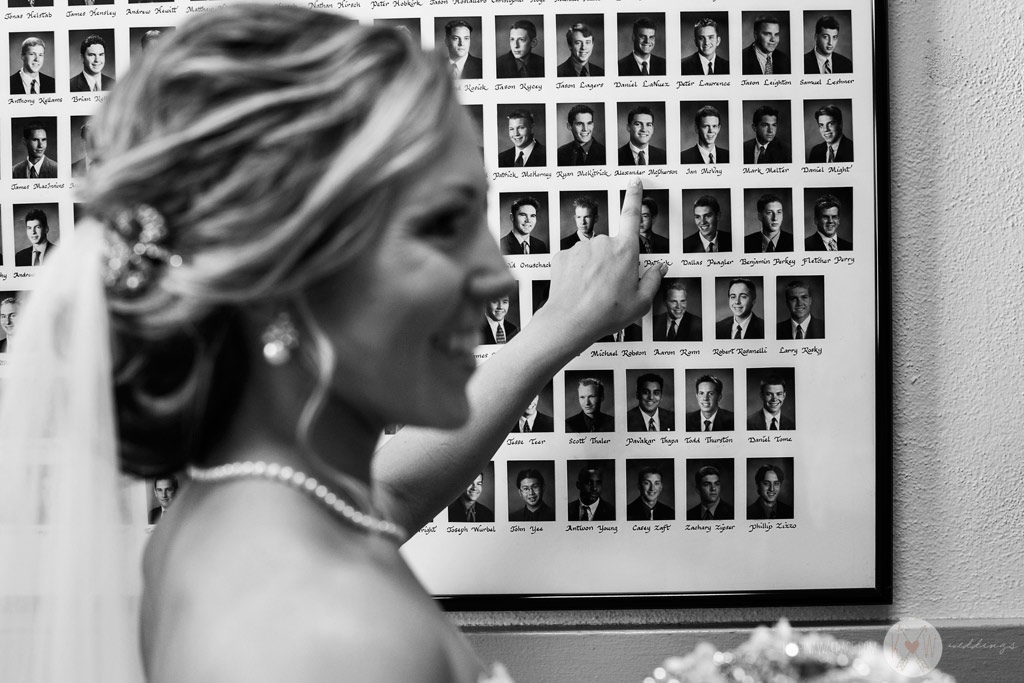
[103, 204, 182, 294]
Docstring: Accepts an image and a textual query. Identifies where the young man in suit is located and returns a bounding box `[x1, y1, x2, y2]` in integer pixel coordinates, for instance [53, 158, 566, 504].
[685, 375, 734, 432]
[148, 476, 178, 524]
[568, 463, 615, 521]
[617, 17, 665, 76]
[626, 373, 674, 432]
[804, 15, 853, 74]
[744, 192, 793, 253]
[743, 105, 791, 164]
[15, 208, 58, 266]
[808, 104, 853, 163]
[497, 109, 545, 167]
[681, 18, 729, 76]
[682, 195, 731, 253]
[480, 295, 518, 345]
[69, 34, 116, 92]
[805, 194, 853, 251]
[686, 465, 734, 520]
[511, 395, 554, 433]
[495, 19, 544, 78]
[627, 467, 675, 521]
[556, 104, 607, 166]
[653, 280, 702, 342]
[716, 278, 764, 340]
[747, 465, 794, 519]
[509, 469, 555, 521]
[741, 15, 790, 75]
[12, 122, 57, 179]
[557, 22, 603, 77]
[500, 196, 548, 255]
[777, 280, 824, 340]
[565, 378, 614, 432]
[747, 377, 795, 430]
[617, 105, 666, 166]
[680, 105, 730, 164]
[447, 473, 495, 523]
[559, 195, 600, 249]
[638, 197, 669, 253]
[9, 37, 55, 95]
[443, 19, 483, 79]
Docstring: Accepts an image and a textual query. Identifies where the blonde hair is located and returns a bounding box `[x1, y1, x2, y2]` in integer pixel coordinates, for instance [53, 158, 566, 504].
[84, 5, 459, 475]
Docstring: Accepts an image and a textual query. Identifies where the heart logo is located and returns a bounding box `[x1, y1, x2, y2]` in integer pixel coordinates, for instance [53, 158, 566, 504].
[905, 640, 919, 654]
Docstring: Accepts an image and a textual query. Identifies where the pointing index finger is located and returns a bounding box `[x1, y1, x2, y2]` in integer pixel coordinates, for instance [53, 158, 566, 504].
[617, 177, 643, 255]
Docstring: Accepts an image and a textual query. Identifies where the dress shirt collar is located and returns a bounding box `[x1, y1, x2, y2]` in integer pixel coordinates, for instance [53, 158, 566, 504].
[760, 230, 780, 251]
[569, 58, 590, 76]
[82, 71, 101, 91]
[629, 52, 650, 73]
[698, 53, 717, 76]
[814, 231, 838, 249]
[753, 45, 773, 73]
[580, 499, 599, 520]
[638, 407, 660, 431]
[514, 139, 537, 162]
[699, 232, 718, 251]
[732, 313, 754, 337]
[700, 410, 719, 429]
[696, 143, 717, 163]
[24, 157, 44, 176]
[760, 409, 782, 429]
[518, 414, 535, 431]
[790, 317, 810, 337]
[813, 49, 832, 74]
[701, 500, 720, 515]
[628, 142, 650, 163]
[449, 54, 468, 75]
[19, 69, 40, 94]
[485, 317, 506, 340]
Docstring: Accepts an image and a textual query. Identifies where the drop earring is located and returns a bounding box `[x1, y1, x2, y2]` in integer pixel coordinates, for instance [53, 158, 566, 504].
[261, 312, 299, 366]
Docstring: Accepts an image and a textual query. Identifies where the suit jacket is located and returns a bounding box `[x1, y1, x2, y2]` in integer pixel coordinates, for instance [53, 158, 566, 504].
[497, 142, 546, 168]
[8, 0, 54, 6]
[9, 71, 56, 95]
[560, 232, 583, 250]
[743, 138, 791, 164]
[556, 58, 603, 78]
[15, 241, 56, 266]
[69, 72, 116, 93]
[685, 408, 735, 432]
[652, 312, 701, 342]
[746, 499, 794, 520]
[639, 232, 669, 254]
[803, 49, 853, 75]
[148, 507, 165, 524]
[807, 136, 854, 163]
[480, 319, 519, 345]
[627, 498, 675, 521]
[509, 501, 555, 522]
[495, 51, 545, 78]
[744, 230, 794, 253]
[565, 411, 614, 433]
[568, 498, 615, 521]
[0, 338, 7, 353]
[777, 316, 825, 340]
[12, 156, 58, 179]
[680, 144, 729, 165]
[617, 53, 666, 77]
[447, 501, 495, 523]
[556, 140, 606, 166]
[626, 406, 675, 432]
[680, 52, 729, 76]
[456, 54, 483, 79]
[617, 144, 667, 166]
[715, 314, 764, 340]
[500, 231, 548, 255]
[686, 500, 734, 521]
[804, 233, 853, 251]
[598, 323, 642, 343]
[511, 412, 554, 433]
[741, 45, 791, 75]
[682, 231, 732, 254]
[746, 411, 795, 430]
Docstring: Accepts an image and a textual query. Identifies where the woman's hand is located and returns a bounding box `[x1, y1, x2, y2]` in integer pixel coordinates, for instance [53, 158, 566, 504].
[536, 179, 667, 348]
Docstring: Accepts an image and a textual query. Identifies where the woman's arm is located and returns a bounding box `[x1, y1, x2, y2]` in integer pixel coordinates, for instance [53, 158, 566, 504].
[373, 180, 666, 535]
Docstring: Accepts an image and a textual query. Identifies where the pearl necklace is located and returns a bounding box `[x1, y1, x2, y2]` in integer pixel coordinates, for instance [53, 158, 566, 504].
[187, 460, 406, 544]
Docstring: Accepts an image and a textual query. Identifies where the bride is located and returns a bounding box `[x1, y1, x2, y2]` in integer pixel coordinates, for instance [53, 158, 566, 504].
[0, 5, 664, 681]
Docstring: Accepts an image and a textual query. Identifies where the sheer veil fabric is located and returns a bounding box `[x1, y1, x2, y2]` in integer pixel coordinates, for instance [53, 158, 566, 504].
[0, 221, 145, 681]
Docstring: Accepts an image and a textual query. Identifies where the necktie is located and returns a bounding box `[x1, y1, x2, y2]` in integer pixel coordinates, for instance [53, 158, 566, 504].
[29, 166, 38, 179]
[522, 240, 529, 255]
[495, 324, 506, 344]
[573, 146, 586, 165]
[451, 63, 459, 79]
[827, 239, 837, 251]
[827, 146, 835, 163]
[637, 150, 646, 166]
[32, 251, 40, 266]
[517, 60, 527, 79]
[706, 241, 715, 254]
[796, 325, 804, 340]
[708, 153, 715, 165]
[756, 145, 766, 163]
[707, 61, 714, 76]
[668, 320, 677, 340]
[30, 80, 37, 95]
[704, 419, 711, 432]
[766, 239, 775, 253]
[824, 59, 832, 75]
[648, 418, 656, 432]
[93, 81, 99, 92]
[702, 508, 711, 521]
[466, 505, 476, 523]
[522, 420, 530, 433]
[733, 324, 742, 340]
[648, 508, 654, 521]
[770, 417, 778, 430]
[580, 65, 589, 77]
[640, 237, 651, 254]
[585, 417, 596, 432]
[579, 504, 589, 521]
[514, 152, 524, 167]
[640, 61, 649, 76]
[765, 54, 774, 75]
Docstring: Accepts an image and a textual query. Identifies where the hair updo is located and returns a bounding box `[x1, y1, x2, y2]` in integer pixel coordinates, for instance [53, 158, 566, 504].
[81, 4, 459, 477]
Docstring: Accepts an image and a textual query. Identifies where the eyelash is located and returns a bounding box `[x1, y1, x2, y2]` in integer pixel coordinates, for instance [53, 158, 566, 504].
[417, 209, 469, 241]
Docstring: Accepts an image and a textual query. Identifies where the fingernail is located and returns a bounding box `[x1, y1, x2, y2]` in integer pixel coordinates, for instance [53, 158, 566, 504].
[629, 177, 642, 188]
[659, 262, 669, 274]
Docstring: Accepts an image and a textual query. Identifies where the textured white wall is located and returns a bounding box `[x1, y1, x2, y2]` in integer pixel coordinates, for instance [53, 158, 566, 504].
[454, 0, 1024, 634]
